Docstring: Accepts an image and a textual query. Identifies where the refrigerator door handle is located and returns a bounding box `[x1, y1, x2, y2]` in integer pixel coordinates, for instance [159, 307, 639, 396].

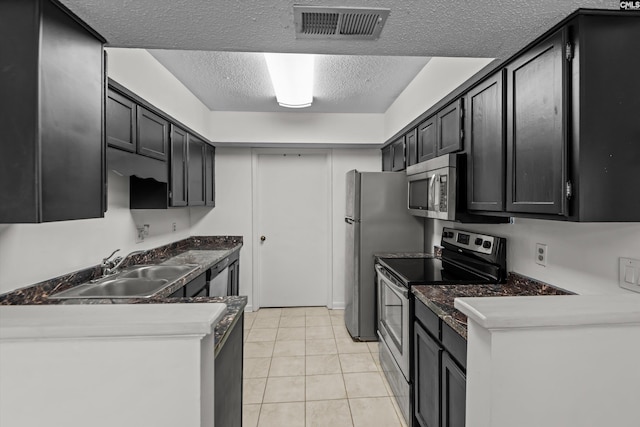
[345, 217, 354, 224]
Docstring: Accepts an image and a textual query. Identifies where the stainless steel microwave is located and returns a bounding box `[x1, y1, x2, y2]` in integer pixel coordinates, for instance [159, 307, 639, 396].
[406, 154, 460, 220]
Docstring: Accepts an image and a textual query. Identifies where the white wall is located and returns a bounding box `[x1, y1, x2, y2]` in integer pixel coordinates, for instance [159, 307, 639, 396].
[0, 173, 191, 294]
[106, 48, 211, 137]
[209, 111, 383, 145]
[190, 147, 381, 310]
[425, 219, 640, 295]
[384, 57, 494, 140]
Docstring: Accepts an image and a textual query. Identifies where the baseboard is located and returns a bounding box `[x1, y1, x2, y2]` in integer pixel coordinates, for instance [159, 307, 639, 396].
[332, 302, 345, 310]
[244, 305, 254, 312]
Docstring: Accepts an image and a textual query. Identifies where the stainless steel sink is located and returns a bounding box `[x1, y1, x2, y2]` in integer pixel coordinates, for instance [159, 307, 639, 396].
[50, 264, 200, 299]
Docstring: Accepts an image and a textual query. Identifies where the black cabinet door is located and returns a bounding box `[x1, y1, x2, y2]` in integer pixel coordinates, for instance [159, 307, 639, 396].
[169, 125, 188, 207]
[437, 99, 464, 155]
[406, 129, 418, 167]
[0, 0, 105, 223]
[506, 29, 567, 215]
[227, 260, 239, 296]
[106, 89, 136, 153]
[382, 146, 392, 171]
[441, 352, 466, 427]
[137, 106, 169, 161]
[215, 313, 243, 427]
[418, 117, 437, 162]
[188, 135, 206, 206]
[466, 72, 506, 212]
[391, 137, 406, 171]
[204, 144, 215, 207]
[414, 322, 442, 427]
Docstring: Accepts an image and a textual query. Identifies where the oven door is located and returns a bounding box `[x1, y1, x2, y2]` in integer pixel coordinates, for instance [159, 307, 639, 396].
[376, 264, 410, 379]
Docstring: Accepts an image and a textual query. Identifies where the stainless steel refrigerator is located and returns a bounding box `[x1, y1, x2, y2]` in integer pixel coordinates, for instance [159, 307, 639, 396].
[344, 170, 424, 341]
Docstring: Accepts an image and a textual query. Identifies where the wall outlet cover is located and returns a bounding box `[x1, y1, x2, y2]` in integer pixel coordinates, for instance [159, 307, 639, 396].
[619, 258, 640, 293]
[535, 243, 547, 267]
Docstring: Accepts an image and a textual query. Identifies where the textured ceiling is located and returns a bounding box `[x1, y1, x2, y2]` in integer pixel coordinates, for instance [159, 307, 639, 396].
[59, 0, 614, 58]
[58, 0, 616, 113]
[147, 50, 431, 113]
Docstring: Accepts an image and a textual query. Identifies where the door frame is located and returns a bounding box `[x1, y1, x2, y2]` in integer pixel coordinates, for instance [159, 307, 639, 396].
[251, 148, 333, 311]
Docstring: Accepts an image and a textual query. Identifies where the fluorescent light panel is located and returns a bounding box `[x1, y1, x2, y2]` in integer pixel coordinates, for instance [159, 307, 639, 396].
[264, 53, 314, 108]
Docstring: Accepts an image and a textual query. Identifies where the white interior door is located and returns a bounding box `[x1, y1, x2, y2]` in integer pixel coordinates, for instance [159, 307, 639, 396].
[256, 152, 330, 307]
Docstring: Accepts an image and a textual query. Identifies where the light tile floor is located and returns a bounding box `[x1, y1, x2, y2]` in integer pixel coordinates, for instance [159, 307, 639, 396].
[242, 307, 408, 427]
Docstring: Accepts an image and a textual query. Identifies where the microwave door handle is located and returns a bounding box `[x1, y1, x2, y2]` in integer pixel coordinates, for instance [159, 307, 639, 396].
[433, 174, 440, 211]
[428, 174, 437, 211]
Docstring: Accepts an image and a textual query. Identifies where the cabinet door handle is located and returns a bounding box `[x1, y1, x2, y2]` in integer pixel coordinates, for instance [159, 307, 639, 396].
[260, 236, 266, 242]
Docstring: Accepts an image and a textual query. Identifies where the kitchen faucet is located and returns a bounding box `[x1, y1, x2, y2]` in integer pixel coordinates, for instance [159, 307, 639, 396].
[101, 249, 146, 276]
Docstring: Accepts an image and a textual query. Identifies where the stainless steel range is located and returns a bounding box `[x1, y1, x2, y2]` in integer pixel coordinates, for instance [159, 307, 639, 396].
[375, 227, 507, 424]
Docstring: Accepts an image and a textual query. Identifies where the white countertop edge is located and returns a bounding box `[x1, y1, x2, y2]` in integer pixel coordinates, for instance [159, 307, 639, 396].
[454, 295, 640, 330]
[0, 303, 227, 340]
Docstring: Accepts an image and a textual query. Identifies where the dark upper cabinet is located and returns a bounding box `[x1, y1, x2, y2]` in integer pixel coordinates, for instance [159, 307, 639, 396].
[204, 144, 216, 207]
[137, 107, 169, 161]
[406, 129, 418, 167]
[0, 0, 105, 223]
[170, 125, 188, 207]
[441, 352, 466, 427]
[107, 88, 168, 162]
[107, 89, 136, 153]
[418, 116, 437, 162]
[466, 72, 506, 212]
[414, 322, 441, 427]
[506, 29, 567, 215]
[382, 146, 393, 171]
[391, 136, 406, 171]
[437, 99, 464, 155]
[188, 135, 206, 206]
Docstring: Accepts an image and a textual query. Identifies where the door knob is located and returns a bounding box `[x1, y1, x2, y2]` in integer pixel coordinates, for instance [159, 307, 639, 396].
[260, 236, 266, 242]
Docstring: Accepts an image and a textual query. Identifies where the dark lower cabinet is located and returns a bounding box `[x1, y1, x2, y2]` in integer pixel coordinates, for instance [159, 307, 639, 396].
[227, 260, 240, 296]
[0, 0, 105, 223]
[414, 323, 442, 427]
[506, 28, 567, 215]
[414, 299, 467, 427]
[215, 313, 243, 427]
[466, 72, 505, 212]
[441, 352, 466, 427]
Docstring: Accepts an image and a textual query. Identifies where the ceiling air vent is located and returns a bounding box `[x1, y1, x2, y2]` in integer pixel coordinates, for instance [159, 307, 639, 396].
[293, 5, 390, 40]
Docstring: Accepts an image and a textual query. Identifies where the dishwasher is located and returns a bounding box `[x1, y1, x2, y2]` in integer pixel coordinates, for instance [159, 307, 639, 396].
[208, 258, 230, 297]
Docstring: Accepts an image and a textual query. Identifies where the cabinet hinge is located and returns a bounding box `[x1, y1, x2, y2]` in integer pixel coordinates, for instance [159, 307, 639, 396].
[565, 181, 573, 200]
[565, 42, 573, 62]
[460, 129, 464, 140]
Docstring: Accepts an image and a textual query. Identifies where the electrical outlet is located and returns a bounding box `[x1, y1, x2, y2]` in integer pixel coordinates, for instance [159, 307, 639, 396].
[135, 224, 150, 243]
[619, 258, 640, 293]
[535, 243, 547, 266]
[172, 222, 177, 232]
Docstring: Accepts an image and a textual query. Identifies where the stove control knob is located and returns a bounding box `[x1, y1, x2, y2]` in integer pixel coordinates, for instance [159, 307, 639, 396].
[474, 238, 483, 246]
[443, 231, 453, 239]
[482, 241, 492, 249]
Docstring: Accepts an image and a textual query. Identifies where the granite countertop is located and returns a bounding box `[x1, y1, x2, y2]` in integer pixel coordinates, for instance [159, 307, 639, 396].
[412, 273, 573, 339]
[0, 236, 246, 355]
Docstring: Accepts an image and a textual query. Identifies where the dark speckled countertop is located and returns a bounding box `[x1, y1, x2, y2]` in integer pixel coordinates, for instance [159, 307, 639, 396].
[412, 273, 573, 339]
[0, 236, 246, 355]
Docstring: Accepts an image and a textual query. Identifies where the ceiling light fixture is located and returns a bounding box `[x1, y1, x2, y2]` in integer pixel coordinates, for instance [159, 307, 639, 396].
[264, 53, 314, 108]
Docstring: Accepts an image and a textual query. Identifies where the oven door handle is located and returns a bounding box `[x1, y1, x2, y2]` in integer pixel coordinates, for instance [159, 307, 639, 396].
[375, 265, 409, 299]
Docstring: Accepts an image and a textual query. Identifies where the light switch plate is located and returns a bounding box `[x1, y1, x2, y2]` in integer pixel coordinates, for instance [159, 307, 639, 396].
[619, 258, 640, 293]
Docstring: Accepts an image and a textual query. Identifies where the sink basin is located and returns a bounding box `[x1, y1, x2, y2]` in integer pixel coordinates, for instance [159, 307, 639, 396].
[50, 264, 200, 299]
